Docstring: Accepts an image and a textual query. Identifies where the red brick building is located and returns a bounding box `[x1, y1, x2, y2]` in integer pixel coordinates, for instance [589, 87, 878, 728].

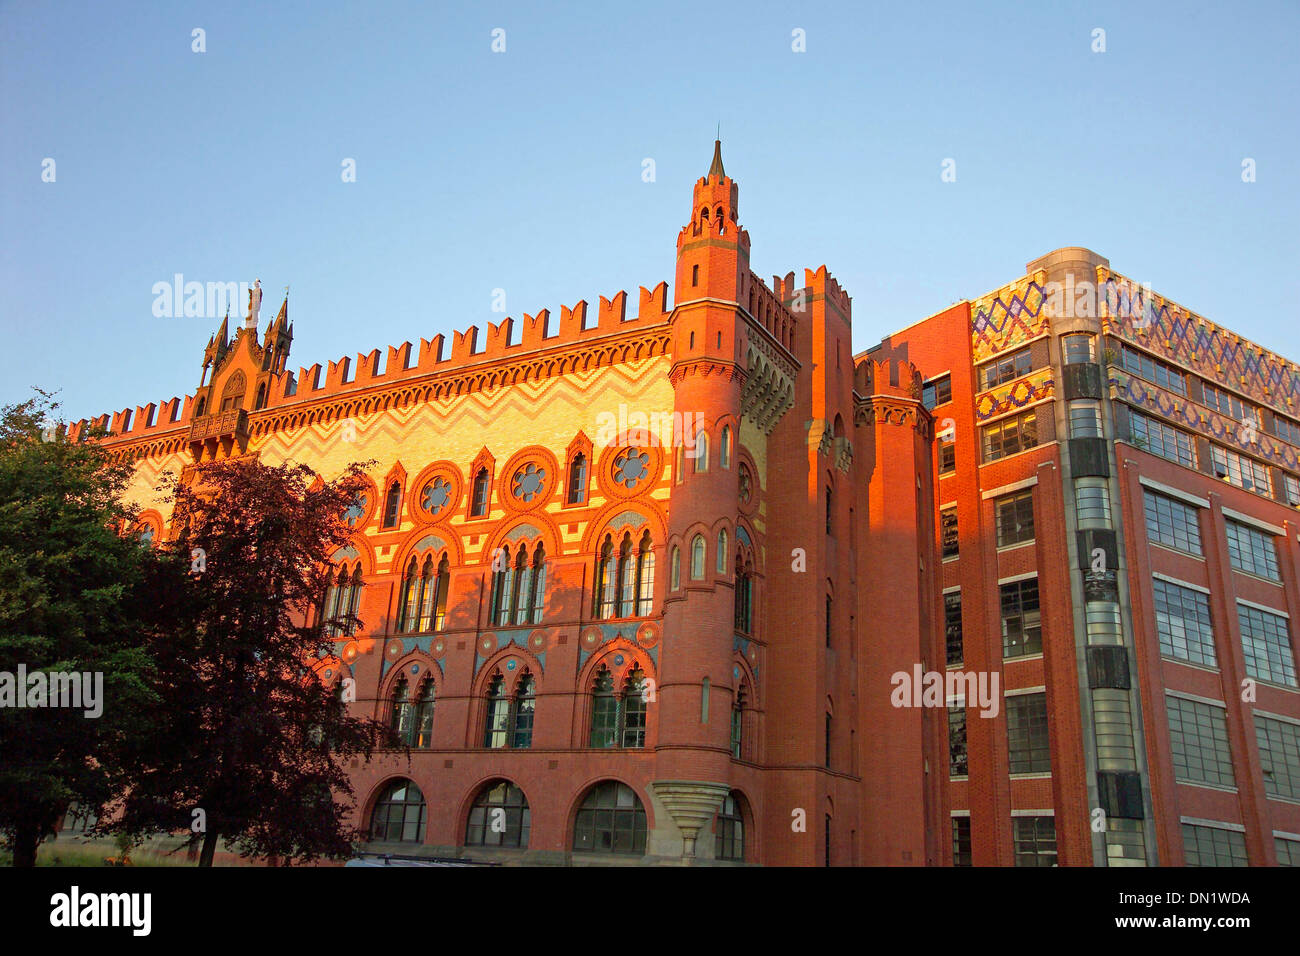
[871, 247, 1300, 866]
[75, 149, 1299, 866]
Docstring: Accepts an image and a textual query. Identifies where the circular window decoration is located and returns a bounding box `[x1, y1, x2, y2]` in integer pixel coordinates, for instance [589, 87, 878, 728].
[344, 492, 370, 528]
[385, 639, 404, 662]
[479, 634, 497, 656]
[529, 630, 547, 652]
[613, 448, 650, 489]
[581, 627, 603, 650]
[738, 464, 753, 505]
[420, 476, 453, 517]
[512, 463, 548, 503]
[636, 622, 660, 648]
[433, 638, 446, 655]
[343, 641, 359, 663]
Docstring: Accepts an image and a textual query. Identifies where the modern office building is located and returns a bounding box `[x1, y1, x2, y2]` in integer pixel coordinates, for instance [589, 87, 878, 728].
[870, 248, 1300, 865]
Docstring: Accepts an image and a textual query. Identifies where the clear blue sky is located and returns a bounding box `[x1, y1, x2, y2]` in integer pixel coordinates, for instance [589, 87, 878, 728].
[2, 0, 1297, 423]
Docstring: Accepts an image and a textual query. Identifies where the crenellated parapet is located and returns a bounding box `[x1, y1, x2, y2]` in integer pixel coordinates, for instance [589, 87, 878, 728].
[70, 281, 675, 452]
[853, 357, 932, 439]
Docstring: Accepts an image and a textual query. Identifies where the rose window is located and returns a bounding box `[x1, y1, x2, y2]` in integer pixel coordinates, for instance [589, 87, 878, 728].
[613, 448, 650, 489]
[344, 494, 368, 527]
[421, 477, 452, 515]
[512, 463, 547, 503]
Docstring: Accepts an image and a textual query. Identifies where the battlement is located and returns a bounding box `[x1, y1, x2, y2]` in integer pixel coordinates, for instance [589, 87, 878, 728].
[854, 356, 923, 399]
[803, 265, 852, 317]
[69, 281, 674, 445]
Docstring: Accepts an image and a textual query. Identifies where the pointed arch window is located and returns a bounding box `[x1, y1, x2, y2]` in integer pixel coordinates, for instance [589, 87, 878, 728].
[382, 480, 402, 529]
[717, 529, 729, 574]
[322, 563, 361, 637]
[413, 678, 435, 748]
[734, 553, 753, 633]
[690, 534, 706, 580]
[399, 552, 448, 633]
[484, 675, 510, 748]
[470, 468, 490, 518]
[254, 382, 267, 410]
[512, 673, 536, 748]
[676, 445, 686, 483]
[567, 453, 588, 504]
[671, 545, 681, 590]
[596, 531, 654, 619]
[731, 683, 747, 759]
[589, 666, 648, 749]
[490, 545, 518, 627]
[720, 425, 732, 469]
[636, 531, 655, 616]
[389, 677, 413, 746]
[694, 432, 710, 473]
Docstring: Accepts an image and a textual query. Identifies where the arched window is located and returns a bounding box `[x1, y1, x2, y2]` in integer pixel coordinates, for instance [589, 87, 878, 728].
[254, 382, 267, 410]
[389, 677, 413, 746]
[470, 468, 490, 518]
[382, 480, 402, 529]
[466, 781, 530, 848]
[512, 673, 536, 748]
[731, 683, 747, 758]
[715, 791, 745, 861]
[636, 531, 655, 616]
[518, 543, 546, 625]
[720, 425, 732, 469]
[588, 666, 647, 749]
[596, 536, 617, 619]
[716, 529, 729, 574]
[690, 534, 706, 579]
[617, 534, 635, 617]
[825, 485, 833, 534]
[219, 370, 246, 412]
[194, 396, 207, 417]
[344, 567, 363, 635]
[695, 432, 710, 473]
[734, 553, 753, 633]
[671, 545, 681, 590]
[572, 781, 647, 855]
[413, 678, 435, 748]
[399, 552, 447, 633]
[370, 779, 426, 843]
[676, 445, 686, 483]
[567, 453, 587, 504]
[489, 545, 521, 627]
[484, 674, 510, 748]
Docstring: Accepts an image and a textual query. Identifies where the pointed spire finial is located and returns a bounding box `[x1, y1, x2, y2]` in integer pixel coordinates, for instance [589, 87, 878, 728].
[708, 137, 725, 183]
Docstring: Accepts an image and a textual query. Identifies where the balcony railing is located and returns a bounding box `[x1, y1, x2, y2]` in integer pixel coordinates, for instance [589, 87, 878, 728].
[189, 409, 249, 443]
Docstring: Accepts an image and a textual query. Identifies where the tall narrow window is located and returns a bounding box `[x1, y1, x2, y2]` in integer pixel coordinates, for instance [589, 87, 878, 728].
[596, 537, 617, 618]
[511, 546, 531, 626]
[389, 678, 413, 747]
[617, 534, 635, 617]
[590, 668, 618, 748]
[690, 535, 706, 579]
[382, 480, 402, 529]
[413, 678, 435, 748]
[670, 545, 681, 590]
[720, 426, 732, 469]
[731, 684, 746, 759]
[512, 674, 536, 749]
[484, 675, 510, 748]
[491, 547, 516, 626]
[567, 453, 587, 504]
[621, 670, 647, 748]
[345, 568, 363, 635]
[695, 432, 709, 473]
[826, 486, 833, 533]
[399, 558, 421, 632]
[825, 594, 833, 648]
[525, 544, 546, 624]
[470, 468, 490, 517]
[734, 555, 753, 633]
[417, 556, 436, 632]
[636, 532, 655, 615]
[433, 555, 449, 630]
[676, 445, 686, 484]
[716, 529, 729, 574]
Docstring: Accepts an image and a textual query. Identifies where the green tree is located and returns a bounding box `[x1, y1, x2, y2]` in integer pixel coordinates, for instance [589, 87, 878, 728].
[120, 456, 387, 866]
[0, 391, 160, 867]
